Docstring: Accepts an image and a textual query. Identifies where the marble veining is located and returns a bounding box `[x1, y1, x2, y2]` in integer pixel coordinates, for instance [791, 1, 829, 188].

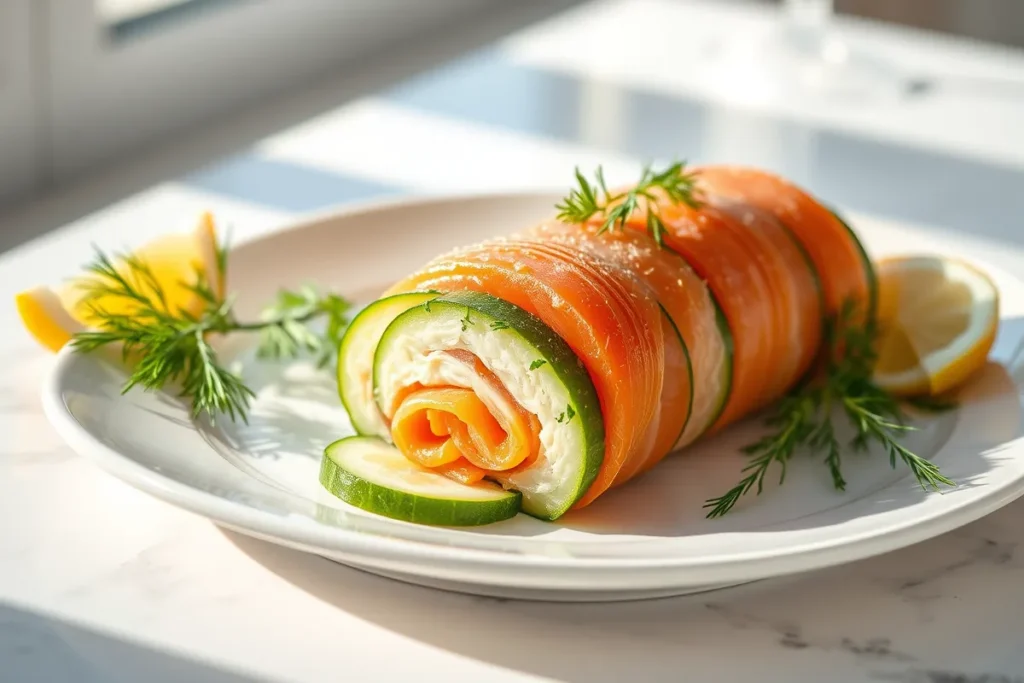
[705, 603, 916, 662]
[899, 536, 1017, 590]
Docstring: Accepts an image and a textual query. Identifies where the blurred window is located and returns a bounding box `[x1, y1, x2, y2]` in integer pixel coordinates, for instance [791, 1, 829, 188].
[0, 0, 38, 204]
[0, 0, 500, 202]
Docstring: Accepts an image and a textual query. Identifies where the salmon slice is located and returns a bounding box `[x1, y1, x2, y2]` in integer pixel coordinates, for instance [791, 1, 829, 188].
[642, 199, 778, 430]
[705, 196, 823, 404]
[385, 237, 664, 508]
[693, 165, 873, 320]
[391, 386, 534, 471]
[433, 459, 487, 485]
[643, 189, 822, 427]
[525, 220, 727, 478]
[507, 237, 667, 489]
[388, 348, 541, 474]
[389, 389, 466, 467]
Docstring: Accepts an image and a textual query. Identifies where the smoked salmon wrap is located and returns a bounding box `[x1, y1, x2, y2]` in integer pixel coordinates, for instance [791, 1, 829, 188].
[333, 165, 876, 521]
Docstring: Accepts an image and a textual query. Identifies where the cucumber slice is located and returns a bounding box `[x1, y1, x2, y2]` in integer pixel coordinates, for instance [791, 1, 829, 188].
[321, 436, 521, 526]
[373, 290, 604, 520]
[338, 291, 437, 436]
[658, 301, 693, 449]
[705, 292, 734, 430]
[777, 219, 825, 324]
[829, 208, 878, 324]
[659, 243, 734, 441]
[776, 218, 826, 391]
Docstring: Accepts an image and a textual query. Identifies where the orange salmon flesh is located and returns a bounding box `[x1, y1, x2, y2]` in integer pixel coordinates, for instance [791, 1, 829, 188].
[371, 165, 871, 512]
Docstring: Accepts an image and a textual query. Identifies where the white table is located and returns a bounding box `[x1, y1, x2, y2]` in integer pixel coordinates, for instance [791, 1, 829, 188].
[5, 1, 1024, 681]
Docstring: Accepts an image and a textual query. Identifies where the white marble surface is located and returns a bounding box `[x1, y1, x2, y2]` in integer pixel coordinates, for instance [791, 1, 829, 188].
[5, 1, 1024, 681]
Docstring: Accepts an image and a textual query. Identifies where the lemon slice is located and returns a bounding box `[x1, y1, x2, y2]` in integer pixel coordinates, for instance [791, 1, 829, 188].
[15, 212, 224, 353]
[873, 255, 999, 396]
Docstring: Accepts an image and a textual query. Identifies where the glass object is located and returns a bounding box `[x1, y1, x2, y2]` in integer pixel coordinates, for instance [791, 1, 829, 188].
[702, 0, 911, 104]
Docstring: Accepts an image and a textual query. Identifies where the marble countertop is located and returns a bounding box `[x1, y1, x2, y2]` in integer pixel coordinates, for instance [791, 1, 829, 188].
[4, 1, 1024, 681]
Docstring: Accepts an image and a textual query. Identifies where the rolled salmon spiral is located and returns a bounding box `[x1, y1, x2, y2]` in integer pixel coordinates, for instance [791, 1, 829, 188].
[345, 165, 874, 517]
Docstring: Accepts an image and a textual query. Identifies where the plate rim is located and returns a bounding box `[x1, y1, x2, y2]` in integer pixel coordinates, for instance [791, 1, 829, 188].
[39, 190, 1024, 588]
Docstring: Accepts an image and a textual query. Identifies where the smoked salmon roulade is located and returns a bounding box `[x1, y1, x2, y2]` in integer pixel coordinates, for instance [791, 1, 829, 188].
[691, 165, 876, 322]
[325, 164, 873, 525]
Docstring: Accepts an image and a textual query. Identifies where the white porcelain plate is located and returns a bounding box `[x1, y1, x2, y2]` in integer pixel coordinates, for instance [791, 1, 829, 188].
[42, 193, 1024, 601]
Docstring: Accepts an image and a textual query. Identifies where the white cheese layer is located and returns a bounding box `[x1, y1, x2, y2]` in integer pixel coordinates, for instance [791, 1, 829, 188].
[375, 315, 587, 517]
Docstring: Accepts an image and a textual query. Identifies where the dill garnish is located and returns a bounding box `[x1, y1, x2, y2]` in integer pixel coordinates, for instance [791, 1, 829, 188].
[556, 161, 701, 247]
[703, 300, 956, 518]
[70, 246, 351, 424]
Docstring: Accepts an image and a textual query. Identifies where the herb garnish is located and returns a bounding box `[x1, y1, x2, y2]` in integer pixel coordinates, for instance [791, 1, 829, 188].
[703, 300, 955, 518]
[70, 247, 351, 424]
[555, 161, 701, 247]
[529, 359, 547, 371]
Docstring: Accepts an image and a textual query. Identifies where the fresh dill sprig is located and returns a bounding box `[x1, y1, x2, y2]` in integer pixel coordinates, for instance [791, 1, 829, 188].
[555, 161, 701, 247]
[703, 299, 956, 519]
[70, 245, 351, 425]
[255, 286, 352, 368]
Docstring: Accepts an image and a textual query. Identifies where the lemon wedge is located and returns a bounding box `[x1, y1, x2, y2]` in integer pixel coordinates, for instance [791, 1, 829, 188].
[873, 255, 998, 397]
[15, 212, 224, 353]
